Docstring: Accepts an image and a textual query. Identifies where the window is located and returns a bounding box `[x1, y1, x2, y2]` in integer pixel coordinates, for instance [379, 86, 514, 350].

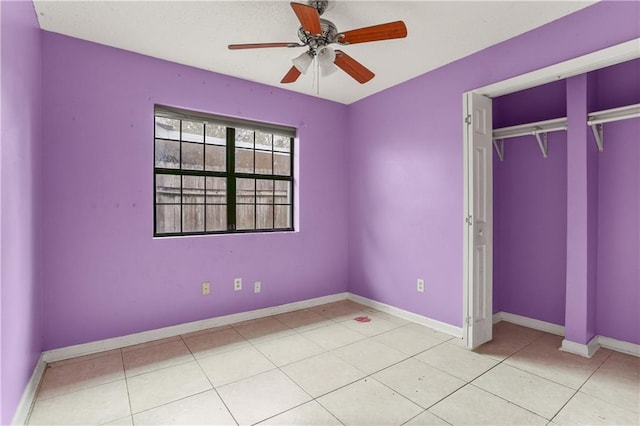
[154, 106, 295, 236]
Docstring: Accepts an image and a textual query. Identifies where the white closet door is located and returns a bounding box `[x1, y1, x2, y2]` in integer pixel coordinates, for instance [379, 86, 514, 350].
[464, 92, 493, 349]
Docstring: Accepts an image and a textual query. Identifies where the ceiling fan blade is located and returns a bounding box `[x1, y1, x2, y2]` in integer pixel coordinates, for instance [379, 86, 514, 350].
[228, 42, 303, 50]
[334, 50, 375, 84]
[338, 21, 407, 45]
[281, 66, 302, 84]
[290, 2, 322, 36]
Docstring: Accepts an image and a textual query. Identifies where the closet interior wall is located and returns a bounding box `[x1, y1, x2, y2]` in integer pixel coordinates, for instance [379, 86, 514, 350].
[590, 59, 640, 345]
[493, 80, 568, 327]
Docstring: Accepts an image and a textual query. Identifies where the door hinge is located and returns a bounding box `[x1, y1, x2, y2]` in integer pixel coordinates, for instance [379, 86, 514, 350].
[464, 115, 472, 125]
[465, 316, 472, 326]
[465, 215, 473, 226]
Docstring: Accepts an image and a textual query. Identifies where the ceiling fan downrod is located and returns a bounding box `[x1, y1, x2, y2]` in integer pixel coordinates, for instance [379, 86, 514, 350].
[308, 0, 329, 16]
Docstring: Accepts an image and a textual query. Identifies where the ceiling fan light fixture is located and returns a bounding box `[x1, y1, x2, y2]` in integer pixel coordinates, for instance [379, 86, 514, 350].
[292, 51, 313, 74]
[316, 46, 336, 66]
[317, 46, 337, 77]
[320, 62, 338, 77]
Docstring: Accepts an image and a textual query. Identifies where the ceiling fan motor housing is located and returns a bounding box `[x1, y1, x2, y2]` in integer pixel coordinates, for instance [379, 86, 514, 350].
[297, 18, 338, 50]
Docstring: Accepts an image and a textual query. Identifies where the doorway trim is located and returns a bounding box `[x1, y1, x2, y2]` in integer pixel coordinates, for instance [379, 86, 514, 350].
[462, 38, 640, 348]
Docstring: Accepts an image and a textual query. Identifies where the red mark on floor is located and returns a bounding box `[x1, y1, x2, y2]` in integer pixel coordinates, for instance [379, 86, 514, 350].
[354, 316, 371, 323]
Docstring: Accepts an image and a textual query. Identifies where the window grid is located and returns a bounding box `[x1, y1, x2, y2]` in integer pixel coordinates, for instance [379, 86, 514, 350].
[154, 111, 294, 237]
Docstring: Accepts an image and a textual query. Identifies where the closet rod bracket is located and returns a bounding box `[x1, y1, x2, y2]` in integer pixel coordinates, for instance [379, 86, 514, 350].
[591, 123, 604, 152]
[534, 130, 548, 158]
[493, 139, 504, 162]
[587, 103, 640, 152]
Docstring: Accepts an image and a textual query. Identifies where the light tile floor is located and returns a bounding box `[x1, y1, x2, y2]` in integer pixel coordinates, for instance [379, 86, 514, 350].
[27, 300, 640, 425]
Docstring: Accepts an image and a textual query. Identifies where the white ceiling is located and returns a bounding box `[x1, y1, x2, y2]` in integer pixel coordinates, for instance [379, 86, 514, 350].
[34, 1, 595, 104]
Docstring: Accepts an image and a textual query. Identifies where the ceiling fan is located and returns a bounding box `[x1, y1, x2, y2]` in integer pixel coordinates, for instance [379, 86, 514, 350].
[228, 0, 407, 85]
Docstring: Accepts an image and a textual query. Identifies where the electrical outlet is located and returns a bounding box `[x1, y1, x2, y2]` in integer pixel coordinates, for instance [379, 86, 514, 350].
[234, 278, 242, 291]
[417, 279, 425, 293]
[201, 282, 210, 295]
[254, 281, 261, 293]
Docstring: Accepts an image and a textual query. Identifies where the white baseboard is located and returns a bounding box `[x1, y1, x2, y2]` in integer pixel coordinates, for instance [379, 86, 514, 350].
[561, 336, 600, 358]
[493, 311, 565, 336]
[347, 293, 463, 338]
[42, 292, 348, 363]
[11, 353, 46, 426]
[20, 293, 638, 425]
[493, 311, 640, 359]
[43, 291, 463, 366]
[594, 335, 639, 358]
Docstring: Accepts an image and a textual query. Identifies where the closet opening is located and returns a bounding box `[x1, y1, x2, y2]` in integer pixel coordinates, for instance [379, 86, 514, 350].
[462, 38, 639, 350]
[492, 80, 568, 333]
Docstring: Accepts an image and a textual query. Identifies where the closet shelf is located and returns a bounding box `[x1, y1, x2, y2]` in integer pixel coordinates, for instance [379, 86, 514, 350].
[492, 117, 567, 161]
[587, 103, 640, 151]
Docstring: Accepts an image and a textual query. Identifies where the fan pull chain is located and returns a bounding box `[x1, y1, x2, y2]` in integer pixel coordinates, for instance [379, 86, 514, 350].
[311, 56, 320, 95]
[316, 57, 321, 95]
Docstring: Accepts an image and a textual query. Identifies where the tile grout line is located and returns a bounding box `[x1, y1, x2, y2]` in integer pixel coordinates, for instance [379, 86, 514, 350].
[273, 335, 454, 424]
[30, 352, 130, 404]
[224, 313, 330, 425]
[25, 315, 448, 426]
[267, 322, 458, 406]
[463, 333, 567, 422]
[461, 331, 613, 423]
[576, 352, 640, 414]
[500, 332, 617, 391]
[308, 342, 455, 426]
[47, 347, 123, 368]
[222, 307, 417, 424]
[179, 334, 241, 426]
[548, 348, 615, 424]
[121, 340, 200, 380]
[400, 407, 453, 426]
[490, 331, 588, 389]
[399, 338, 493, 384]
[23, 364, 49, 425]
[37, 302, 625, 426]
[409, 331, 556, 422]
[466, 382, 550, 422]
[119, 349, 135, 426]
[414, 347, 518, 418]
[275, 366, 347, 426]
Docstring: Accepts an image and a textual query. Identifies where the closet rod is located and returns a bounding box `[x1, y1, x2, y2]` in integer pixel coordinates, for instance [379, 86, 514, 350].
[492, 117, 567, 140]
[587, 103, 640, 152]
[492, 117, 567, 161]
[587, 103, 640, 126]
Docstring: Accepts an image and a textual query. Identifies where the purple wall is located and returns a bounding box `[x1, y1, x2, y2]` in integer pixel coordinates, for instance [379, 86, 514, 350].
[41, 33, 349, 349]
[592, 60, 640, 344]
[1, 4, 638, 421]
[493, 80, 567, 128]
[0, 0, 43, 423]
[596, 119, 639, 343]
[348, 1, 639, 328]
[493, 131, 568, 325]
[593, 59, 640, 111]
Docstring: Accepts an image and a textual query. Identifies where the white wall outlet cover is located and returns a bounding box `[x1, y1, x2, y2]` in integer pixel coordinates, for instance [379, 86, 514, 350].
[417, 279, 425, 293]
[202, 282, 210, 295]
[234, 278, 242, 291]
[254, 282, 261, 293]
